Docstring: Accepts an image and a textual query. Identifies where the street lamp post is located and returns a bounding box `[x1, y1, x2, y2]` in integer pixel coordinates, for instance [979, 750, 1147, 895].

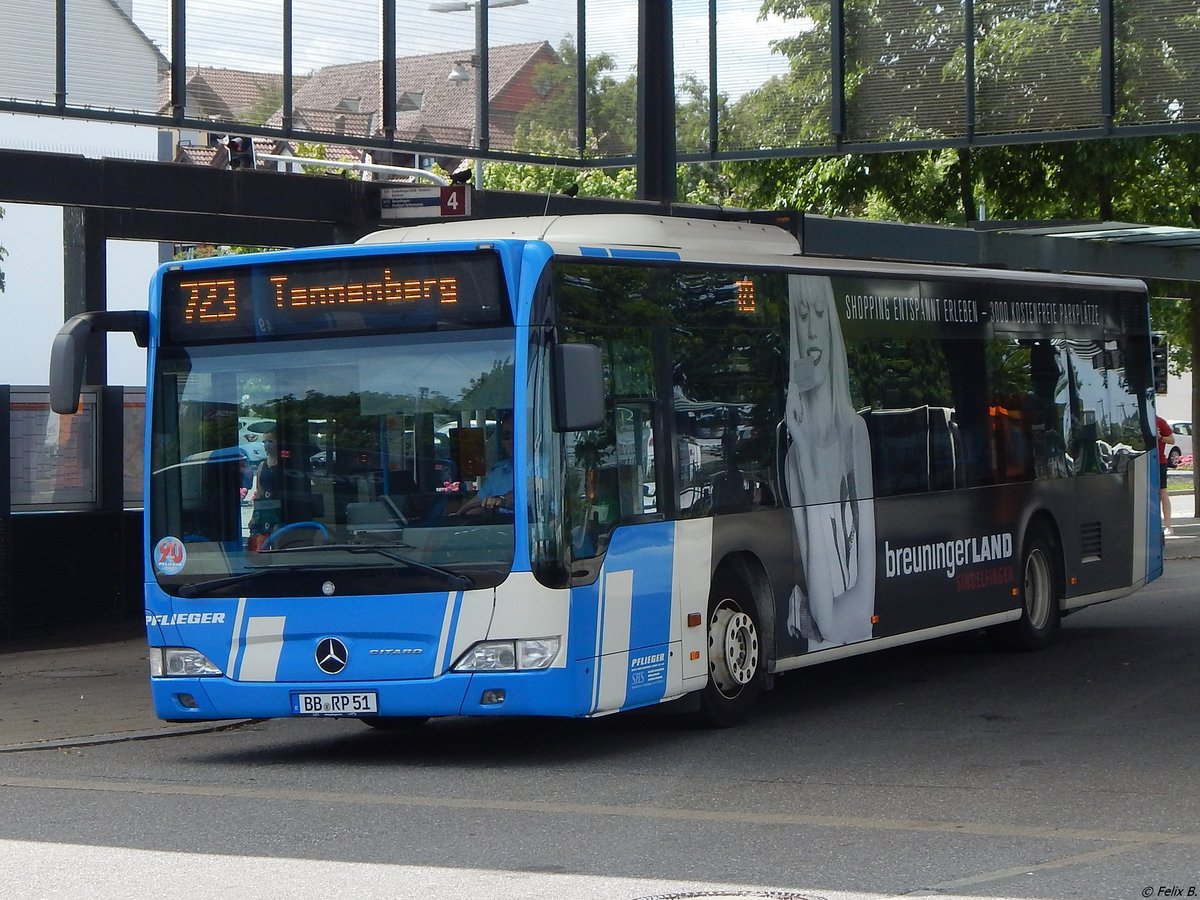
[430, 0, 528, 188]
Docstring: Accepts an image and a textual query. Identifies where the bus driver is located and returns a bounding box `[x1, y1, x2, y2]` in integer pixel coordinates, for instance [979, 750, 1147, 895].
[458, 417, 515, 516]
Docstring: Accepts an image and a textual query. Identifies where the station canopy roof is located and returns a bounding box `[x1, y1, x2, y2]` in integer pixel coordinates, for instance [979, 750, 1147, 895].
[803, 217, 1200, 287]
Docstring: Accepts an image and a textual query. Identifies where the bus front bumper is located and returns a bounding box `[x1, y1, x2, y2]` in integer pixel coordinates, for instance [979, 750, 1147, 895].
[150, 666, 592, 721]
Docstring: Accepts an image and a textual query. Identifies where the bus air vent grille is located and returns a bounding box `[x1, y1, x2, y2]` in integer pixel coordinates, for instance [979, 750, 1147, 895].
[1080, 521, 1102, 560]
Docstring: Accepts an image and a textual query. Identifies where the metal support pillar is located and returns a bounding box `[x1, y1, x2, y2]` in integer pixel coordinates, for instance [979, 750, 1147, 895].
[636, 0, 676, 203]
[101, 386, 125, 514]
[62, 207, 108, 387]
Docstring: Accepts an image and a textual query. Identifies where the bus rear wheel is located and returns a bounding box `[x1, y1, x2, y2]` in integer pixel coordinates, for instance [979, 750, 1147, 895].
[996, 532, 1060, 651]
[698, 573, 764, 727]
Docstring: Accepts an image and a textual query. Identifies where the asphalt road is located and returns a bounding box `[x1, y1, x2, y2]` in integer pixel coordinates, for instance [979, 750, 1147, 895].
[2, 560, 1199, 900]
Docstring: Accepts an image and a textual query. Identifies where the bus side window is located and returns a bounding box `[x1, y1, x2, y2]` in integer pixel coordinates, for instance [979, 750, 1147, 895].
[565, 330, 660, 559]
[848, 338, 960, 496]
[568, 429, 620, 558]
[861, 406, 960, 496]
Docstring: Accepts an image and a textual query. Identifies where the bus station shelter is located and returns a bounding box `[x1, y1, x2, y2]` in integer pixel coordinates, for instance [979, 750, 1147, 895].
[2, 150, 1198, 641]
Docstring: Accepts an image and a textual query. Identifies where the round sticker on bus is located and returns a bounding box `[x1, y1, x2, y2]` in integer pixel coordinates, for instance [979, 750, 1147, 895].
[154, 536, 187, 575]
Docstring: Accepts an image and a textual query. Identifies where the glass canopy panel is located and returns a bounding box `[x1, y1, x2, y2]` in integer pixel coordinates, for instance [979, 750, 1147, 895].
[581, 0, 638, 160]
[975, 0, 1102, 136]
[717, 0, 827, 152]
[1115, 0, 1200, 128]
[181, 0, 285, 132]
[3, 3, 57, 105]
[843, 0, 967, 143]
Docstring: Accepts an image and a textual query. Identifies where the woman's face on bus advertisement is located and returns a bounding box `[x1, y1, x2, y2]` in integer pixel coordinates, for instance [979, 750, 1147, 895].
[791, 291, 832, 393]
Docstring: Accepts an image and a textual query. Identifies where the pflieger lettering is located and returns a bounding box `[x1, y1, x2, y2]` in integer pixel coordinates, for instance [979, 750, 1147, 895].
[145, 612, 228, 626]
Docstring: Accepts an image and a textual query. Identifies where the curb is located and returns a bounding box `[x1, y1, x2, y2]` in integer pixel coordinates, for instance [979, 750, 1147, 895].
[1165, 538, 1200, 560]
[0, 719, 253, 754]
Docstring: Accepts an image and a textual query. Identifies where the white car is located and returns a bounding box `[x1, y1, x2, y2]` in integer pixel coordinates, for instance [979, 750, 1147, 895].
[1167, 420, 1192, 466]
[238, 418, 275, 461]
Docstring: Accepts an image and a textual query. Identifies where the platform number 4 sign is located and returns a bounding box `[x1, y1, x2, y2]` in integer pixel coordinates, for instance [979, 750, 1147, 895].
[440, 185, 470, 217]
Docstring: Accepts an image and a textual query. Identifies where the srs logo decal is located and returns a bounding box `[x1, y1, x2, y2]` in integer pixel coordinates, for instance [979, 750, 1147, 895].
[315, 637, 349, 674]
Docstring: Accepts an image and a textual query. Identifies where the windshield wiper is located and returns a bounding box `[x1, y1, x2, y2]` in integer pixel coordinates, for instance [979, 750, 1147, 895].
[176, 547, 472, 598]
[177, 567, 276, 598]
[262, 544, 473, 590]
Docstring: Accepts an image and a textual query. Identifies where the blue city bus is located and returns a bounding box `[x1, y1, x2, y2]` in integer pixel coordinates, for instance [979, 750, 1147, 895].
[50, 214, 1163, 728]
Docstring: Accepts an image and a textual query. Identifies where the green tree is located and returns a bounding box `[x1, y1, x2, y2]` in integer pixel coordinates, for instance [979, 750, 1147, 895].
[511, 39, 638, 160]
[489, 40, 727, 204]
[246, 84, 284, 126]
[292, 142, 356, 179]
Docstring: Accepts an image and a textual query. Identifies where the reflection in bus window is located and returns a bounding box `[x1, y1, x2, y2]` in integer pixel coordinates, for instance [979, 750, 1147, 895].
[559, 329, 659, 559]
[669, 276, 781, 518]
[150, 331, 518, 591]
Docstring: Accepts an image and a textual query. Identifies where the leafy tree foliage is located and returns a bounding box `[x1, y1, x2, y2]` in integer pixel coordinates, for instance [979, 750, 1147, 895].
[292, 142, 356, 179]
[486, 40, 725, 204]
[247, 84, 284, 126]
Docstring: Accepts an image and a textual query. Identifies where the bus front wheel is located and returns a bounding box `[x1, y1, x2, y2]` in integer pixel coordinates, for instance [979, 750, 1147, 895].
[698, 573, 764, 727]
[996, 532, 1061, 651]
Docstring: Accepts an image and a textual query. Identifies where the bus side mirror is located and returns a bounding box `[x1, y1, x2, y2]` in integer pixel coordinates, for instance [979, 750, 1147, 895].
[50, 311, 149, 414]
[551, 343, 605, 432]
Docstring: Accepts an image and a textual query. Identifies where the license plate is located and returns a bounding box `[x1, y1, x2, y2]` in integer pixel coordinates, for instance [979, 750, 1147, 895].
[292, 691, 378, 716]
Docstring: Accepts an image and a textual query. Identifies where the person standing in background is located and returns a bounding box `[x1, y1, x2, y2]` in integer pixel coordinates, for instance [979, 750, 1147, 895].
[249, 428, 282, 543]
[1157, 415, 1175, 536]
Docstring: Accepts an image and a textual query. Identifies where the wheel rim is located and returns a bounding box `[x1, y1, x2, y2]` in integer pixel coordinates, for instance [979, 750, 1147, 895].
[709, 598, 760, 699]
[1024, 548, 1052, 630]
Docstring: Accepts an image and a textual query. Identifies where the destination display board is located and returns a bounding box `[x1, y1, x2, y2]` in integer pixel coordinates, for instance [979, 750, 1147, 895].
[161, 250, 509, 344]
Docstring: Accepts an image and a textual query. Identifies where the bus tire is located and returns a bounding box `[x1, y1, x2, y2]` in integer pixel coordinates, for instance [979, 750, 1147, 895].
[698, 572, 764, 728]
[996, 531, 1060, 651]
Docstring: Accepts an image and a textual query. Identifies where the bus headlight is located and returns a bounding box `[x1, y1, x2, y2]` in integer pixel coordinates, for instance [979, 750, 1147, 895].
[516, 636, 561, 670]
[453, 637, 561, 672]
[150, 648, 222, 677]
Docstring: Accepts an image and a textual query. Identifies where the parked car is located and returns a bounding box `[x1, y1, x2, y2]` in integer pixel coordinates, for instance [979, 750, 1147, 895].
[238, 418, 275, 461]
[1167, 419, 1193, 467]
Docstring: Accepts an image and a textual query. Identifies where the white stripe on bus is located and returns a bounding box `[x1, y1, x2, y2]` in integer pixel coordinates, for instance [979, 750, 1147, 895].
[226, 597, 247, 677]
[238, 616, 286, 681]
[595, 569, 634, 713]
[434, 591, 457, 676]
[1133, 451, 1149, 580]
[672, 519, 713, 692]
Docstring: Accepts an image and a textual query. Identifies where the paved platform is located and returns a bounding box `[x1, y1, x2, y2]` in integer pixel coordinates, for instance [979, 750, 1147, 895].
[1163, 487, 1198, 557]
[1, 510, 1196, 752]
[0, 627, 243, 752]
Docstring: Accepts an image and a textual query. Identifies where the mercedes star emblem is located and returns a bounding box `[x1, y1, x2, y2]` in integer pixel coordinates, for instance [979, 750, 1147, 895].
[315, 637, 348, 674]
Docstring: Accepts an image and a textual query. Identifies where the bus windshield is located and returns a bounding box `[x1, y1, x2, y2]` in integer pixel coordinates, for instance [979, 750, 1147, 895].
[149, 328, 516, 597]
